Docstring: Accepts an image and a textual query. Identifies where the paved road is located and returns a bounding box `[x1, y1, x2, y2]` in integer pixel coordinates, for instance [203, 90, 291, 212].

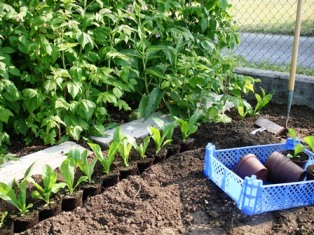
[233, 33, 314, 69]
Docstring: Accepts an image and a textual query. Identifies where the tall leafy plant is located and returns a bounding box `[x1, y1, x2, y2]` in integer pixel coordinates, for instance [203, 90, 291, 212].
[0, 0, 260, 150]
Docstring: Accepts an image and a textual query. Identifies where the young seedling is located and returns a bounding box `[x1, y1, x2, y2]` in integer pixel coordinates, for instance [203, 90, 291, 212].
[60, 158, 88, 194]
[0, 163, 35, 216]
[288, 128, 298, 141]
[28, 164, 66, 205]
[286, 128, 306, 158]
[88, 127, 121, 174]
[0, 211, 8, 229]
[286, 143, 306, 159]
[304, 136, 314, 152]
[253, 87, 272, 115]
[148, 119, 176, 154]
[174, 112, 202, 142]
[119, 135, 135, 167]
[133, 136, 151, 159]
[66, 148, 97, 183]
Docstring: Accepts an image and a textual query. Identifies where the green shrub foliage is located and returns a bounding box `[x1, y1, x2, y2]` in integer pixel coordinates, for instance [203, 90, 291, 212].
[0, 0, 257, 149]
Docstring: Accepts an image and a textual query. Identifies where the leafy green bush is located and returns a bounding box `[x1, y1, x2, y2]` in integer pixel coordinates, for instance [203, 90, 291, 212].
[0, 0, 259, 150]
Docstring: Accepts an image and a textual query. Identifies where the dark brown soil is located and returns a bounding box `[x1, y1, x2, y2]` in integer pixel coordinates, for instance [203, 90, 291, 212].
[21, 103, 314, 235]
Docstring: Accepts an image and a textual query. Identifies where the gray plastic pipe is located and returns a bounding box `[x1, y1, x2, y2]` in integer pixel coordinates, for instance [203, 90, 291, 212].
[286, 0, 303, 128]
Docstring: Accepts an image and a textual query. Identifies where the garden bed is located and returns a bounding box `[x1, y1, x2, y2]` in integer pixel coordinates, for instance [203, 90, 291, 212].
[12, 102, 314, 234]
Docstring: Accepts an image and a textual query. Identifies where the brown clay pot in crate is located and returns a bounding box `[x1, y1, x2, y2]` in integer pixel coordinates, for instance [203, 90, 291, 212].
[265, 151, 306, 183]
[234, 154, 268, 181]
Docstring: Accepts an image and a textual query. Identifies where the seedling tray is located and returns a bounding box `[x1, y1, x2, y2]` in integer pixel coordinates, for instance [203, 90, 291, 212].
[204, 139, 314, 215]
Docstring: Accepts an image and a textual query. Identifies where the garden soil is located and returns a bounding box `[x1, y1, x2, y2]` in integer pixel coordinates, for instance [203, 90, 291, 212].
[21, 103, 314, 235]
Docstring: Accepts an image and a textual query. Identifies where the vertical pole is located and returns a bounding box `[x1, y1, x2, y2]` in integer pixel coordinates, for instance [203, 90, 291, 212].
[286, 0, 303, 128]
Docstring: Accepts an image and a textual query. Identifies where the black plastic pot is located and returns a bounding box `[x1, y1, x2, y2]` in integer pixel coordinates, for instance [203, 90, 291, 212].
[179, 138, 195, 152]
[137, 157, 154, 174]
[80, 181, 102, 202]
[61, 190, 83, 212]
[118, 163, 138, 180]
[37, 199, 62, 221]
[10, 210, 39, 233]
[97, 170, 120, 189]
[282, 150, 309, 168]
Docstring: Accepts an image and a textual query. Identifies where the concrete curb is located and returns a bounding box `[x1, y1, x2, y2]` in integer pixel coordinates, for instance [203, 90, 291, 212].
[235, 67, 314, 110]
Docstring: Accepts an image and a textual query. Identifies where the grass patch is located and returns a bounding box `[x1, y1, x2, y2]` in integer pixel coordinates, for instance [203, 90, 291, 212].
[229, 0, 314, 36]
[238, 58, 314, 77]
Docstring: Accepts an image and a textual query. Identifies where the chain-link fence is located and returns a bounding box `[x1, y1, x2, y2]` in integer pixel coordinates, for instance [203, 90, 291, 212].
[229, 0, 314, 75]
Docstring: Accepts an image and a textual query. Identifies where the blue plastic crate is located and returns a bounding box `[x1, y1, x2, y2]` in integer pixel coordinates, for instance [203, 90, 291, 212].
[204, 138, 314, 215]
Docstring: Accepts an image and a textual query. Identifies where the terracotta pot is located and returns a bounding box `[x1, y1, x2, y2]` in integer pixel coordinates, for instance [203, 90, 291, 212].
[306, 165, 314, 180]
[10, 210, 39, 233]
[265, 151, 306, 183]
[61, 190, 83, 212]
[234, 154, 268, 181]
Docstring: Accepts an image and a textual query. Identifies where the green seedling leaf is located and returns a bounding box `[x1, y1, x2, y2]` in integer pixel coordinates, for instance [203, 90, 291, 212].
[0, 182, 20, 211]
[148, 126, 161, 153]
[174, 112, 202, 141]
[119, 135, 135, 167]
[68, 148, 97, 183]
[0, 162, 35, 215]
[29, 164, 66, 204]
[288, 128, 297, 141]
[292, 143, 306, 158]
[0, 211, 8, 229]
[89, 139, 119, 175]
[61, 158, 87, 194]
[133, 136, 151, 159]
[304, 136, 314, 152]
[148, 121, 175, 154]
